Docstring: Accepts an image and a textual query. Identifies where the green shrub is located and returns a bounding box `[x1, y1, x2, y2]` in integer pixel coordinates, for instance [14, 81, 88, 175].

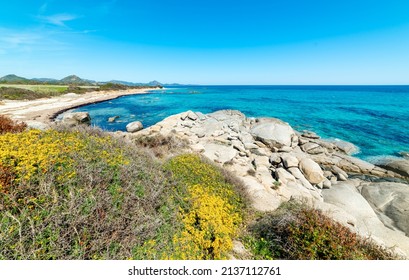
[247, 202, 397, 260]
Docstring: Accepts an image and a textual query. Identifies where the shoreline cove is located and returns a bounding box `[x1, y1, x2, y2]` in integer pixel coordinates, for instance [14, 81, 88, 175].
[0, 87, 158, 126]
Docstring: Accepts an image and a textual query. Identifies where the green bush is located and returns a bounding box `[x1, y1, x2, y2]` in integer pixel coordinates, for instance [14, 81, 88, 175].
[247, 202, 397, 260]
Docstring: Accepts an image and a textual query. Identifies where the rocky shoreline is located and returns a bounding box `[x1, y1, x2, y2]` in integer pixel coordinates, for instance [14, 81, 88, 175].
[100, 109, 408, 258]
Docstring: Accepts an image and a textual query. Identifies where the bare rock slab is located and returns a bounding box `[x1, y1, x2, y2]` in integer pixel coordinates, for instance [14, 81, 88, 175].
[360, 182, 409, 236]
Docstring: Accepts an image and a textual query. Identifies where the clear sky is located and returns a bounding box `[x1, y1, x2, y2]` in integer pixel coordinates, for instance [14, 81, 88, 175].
[1, 0, 409, 84]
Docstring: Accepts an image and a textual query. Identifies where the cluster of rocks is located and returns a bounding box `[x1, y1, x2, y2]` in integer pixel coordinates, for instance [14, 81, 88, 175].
[59, 112, 145, 133]
[130, 109, 409, 258]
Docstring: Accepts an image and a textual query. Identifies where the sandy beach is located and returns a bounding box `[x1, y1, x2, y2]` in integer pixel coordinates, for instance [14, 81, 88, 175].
[0, 88, 154, 125]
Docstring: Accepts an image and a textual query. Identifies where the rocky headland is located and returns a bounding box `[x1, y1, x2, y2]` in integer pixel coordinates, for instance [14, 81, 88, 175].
[94, 109, 409, 258]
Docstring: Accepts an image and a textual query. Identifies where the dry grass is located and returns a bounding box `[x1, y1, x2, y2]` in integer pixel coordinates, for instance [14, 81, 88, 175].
[0, 115, 27, 134]
[133, 134, 188, 158]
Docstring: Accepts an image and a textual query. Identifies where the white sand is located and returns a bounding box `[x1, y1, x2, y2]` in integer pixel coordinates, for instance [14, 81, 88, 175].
[0, 88, 152, 124]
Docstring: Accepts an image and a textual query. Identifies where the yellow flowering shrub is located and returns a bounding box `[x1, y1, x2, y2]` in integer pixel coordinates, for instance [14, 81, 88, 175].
[0, 129, 127, 191]
[1, 127, 170, 260]
[160, 154, 243, 260]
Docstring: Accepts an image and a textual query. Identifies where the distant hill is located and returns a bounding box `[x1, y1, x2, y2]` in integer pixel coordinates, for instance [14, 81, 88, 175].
[60, 75, 96, 85]
[32, 78, 60, 83]
[0, 74, 169, 87]
[147, 80, 163, 86]
[107, 80, 139, 86]
[0, 74, 30, 84]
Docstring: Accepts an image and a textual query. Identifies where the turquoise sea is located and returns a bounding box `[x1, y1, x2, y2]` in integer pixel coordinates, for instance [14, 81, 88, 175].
[72, 86, 409, 161]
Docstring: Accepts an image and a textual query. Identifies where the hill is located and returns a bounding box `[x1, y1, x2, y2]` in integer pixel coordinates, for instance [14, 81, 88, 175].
[0, 74, 168, 87]
[0, 74, 30, 84]
[60, 75, 96, 85]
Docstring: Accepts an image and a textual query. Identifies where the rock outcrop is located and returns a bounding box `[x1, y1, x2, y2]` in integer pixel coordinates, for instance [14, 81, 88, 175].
[126, 121, 143, 133]
[128, 109, 409, 258]
[376, 158, 409, 178]
[61, 112, 91, 126]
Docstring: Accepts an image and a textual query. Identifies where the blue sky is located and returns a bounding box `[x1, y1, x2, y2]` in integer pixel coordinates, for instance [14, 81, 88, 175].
[1, 0, 409, 84]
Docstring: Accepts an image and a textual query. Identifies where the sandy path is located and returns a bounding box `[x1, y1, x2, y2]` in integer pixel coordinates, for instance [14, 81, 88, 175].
[0, 88, 153, 125]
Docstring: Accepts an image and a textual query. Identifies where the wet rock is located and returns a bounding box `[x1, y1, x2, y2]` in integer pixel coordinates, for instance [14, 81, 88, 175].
[399, 151, 409, 159]
[108, 116, 120, 123]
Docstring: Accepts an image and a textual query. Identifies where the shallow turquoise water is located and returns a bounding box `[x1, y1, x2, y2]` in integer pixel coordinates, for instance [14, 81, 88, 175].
[72, 85, 409, 160]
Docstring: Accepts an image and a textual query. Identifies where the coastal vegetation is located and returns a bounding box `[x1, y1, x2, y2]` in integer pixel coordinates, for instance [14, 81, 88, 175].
[0, 116, 399, 260]
[0, 83, 158, 100]
[0, 74, 163, 101]
[0, 85, 71, 100]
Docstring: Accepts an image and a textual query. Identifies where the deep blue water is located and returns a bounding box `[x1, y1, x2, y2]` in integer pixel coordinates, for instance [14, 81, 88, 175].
[71, 85, 409, 161]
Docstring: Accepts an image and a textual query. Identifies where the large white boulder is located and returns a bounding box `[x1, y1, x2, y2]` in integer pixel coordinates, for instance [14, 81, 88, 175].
[298, 158, 325, 185]
[61, 112, 91, 126]
[250, 118, 295, 149]
[126, 121, 144, 133]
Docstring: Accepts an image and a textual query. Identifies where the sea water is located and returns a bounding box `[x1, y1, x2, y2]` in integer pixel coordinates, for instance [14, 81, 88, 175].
[72, 85, 409, 161]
